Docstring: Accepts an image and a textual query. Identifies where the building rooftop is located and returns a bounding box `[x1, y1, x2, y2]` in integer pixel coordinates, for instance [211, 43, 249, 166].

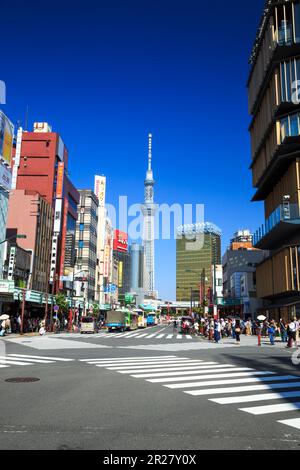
[177, 222, 222, 237]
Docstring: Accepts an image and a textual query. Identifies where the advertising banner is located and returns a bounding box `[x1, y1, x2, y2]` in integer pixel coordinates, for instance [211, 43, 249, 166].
[0, 162, 12, 190]
[0, 111, 14, 166]
[94, 175, 106, 207]
[113, 230, 128, 252]
[56, 162, 64, 199]
[103, 244, 110, 278]
[118, 261, 123, 288]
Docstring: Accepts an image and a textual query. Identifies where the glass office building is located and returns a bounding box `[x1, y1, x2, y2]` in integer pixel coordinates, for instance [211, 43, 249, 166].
[176, 223, 221, 303]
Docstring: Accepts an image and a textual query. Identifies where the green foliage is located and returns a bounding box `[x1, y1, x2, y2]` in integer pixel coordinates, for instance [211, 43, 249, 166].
[55, 293, 69, 314]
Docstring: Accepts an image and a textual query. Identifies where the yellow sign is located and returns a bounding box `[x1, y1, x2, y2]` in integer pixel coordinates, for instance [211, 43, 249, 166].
[118, 261, 123, 288]
[0, 111, 14, 165]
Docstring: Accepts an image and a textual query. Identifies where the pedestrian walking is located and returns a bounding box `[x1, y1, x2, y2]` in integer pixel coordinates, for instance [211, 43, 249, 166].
[268, 322, 276, 345]
[279, 318, 287, 343]
[214, 320, 221, 343]
[235, 321, 241, 345]
[287, 319, 297, 348]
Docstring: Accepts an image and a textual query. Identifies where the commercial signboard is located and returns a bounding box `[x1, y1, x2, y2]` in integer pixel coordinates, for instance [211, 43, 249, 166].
[0, 111, 14, 166]
[103, 244, 110, 278]
[0, 162, 12, 190]
[0, 280, 14, 294]
[56, 162, 64, 199]
[113, 230, 128, 253]
[118, 261, 123, 288]
[94, 175, 106, 207]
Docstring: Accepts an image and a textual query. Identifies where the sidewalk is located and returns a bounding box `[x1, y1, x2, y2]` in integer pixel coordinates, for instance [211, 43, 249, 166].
[199, 333, 295, 349]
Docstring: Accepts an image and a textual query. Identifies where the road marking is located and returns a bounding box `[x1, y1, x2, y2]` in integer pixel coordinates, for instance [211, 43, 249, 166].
[0, 357, 54, 364]
[131, 365, 237, 378]
[0, 359, 31, 366]
[148, 371, 274, 384]
[135, 334, 148, 338]
[156, 335, 165, 339]
[79, 355, 177, 362]
[240, 403, 300, 415]
[165, 374, 284, 389]
[107, 360, 206, 370]
[184, 379, 300, 396]
[115, 364, 226, 374]
[210, 391, 300, 405]
[278, 418, 300, 430]
[86, 357, 186, 365]
[93, 359, 193, 367]
[176, 335, 182, 340]
[145, 334, 157, 339]
[8, 354, 74, 361]
[0, 365, 9, 368]
[166, 335, 173, 339]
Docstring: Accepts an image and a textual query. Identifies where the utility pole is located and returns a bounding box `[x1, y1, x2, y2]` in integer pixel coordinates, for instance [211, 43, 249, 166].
[20, 289, 26, 335]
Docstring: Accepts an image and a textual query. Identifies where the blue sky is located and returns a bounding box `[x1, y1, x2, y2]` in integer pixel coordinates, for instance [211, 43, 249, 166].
[2, 0, 265, 299]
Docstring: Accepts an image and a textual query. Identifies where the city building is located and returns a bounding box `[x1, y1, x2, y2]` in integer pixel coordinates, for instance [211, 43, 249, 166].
[176, 222, 222, 305]
[222, 230, 267, 319]
[6, 189, 53, 293]
[94, 175, 107, 306]
[141, 133, 157, 299]
[11, 123, 79, 296]
[2, 240, 31, 288]
[74, 189, 98, 309]
[0, 111, 14, 278]
[113, 230, 131, 297]
[248, 0, 300, 321]
[130, 243, 145, 306]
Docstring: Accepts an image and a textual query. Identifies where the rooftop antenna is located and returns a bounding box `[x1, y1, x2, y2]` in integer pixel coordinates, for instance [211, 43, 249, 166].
[24, 105, 29, 131]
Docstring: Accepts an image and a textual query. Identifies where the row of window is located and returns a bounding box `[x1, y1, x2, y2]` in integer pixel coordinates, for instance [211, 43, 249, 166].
[280, 57, 300, 103]
[280, 112, 300, 142]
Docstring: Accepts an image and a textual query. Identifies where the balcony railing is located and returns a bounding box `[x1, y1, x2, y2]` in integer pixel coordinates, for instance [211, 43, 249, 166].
[253, 203, 300, 246]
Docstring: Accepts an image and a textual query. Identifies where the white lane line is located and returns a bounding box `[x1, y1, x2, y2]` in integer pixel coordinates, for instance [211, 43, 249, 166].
[145, 334, 157, 339]
[86, 357, 187, 365]
[135, 334, 148, 339]
[0, 357, 54, 364]
[105, 359, 207, 370]
[156, 335, 165, 339]
[186, 336, 193, 340]
[165, 374, 284, 389]
[124, 333, 142, 338]
[210, 391, 300, 405]
[0, 365, 9, 368]
[8, 354, 74, 362]
[106, 360, 207, 370]
[176, 335, 182, 340]
[278, 418, 300, 430]
[0, 359, 31, 366]
[240, 403, 300, 415]
[185, 379, 300, 396]
[148, 371, 274, 384]
[166, 335, 173, 339]
[92, 359, 193, 367]
[79, 355, 177, 362]
[117, 364, 226, 374]
[131, 364, 237, 378]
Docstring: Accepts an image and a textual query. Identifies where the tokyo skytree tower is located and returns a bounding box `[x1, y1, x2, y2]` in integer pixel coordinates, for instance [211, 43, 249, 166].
[142, 133, 157, 297]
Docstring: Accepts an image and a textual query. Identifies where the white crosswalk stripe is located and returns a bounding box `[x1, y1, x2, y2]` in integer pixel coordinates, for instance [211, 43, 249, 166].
[0, 354, 75, 369]
[80, 354, 300, 432]
[89, 332, 194, 341]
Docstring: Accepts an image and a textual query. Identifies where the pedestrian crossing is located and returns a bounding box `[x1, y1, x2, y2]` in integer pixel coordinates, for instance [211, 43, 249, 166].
[0, 354, 74, 369]
[91, 331, 194, 340]
[80, 354, 300, 433]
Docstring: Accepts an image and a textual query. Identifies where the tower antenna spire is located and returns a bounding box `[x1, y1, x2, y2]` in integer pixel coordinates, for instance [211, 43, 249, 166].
[148, 133, 152, 171]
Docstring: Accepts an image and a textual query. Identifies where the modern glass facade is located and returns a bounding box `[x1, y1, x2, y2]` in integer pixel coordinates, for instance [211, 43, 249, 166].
[176, 223, 221, 303]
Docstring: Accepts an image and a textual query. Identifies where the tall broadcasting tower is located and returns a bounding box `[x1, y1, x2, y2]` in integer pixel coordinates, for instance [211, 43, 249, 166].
[142, 133, 157, 297]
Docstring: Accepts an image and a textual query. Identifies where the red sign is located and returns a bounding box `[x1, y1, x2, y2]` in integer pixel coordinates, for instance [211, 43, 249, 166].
[113, 230, 128, 252]
[56, 162, 64, 199]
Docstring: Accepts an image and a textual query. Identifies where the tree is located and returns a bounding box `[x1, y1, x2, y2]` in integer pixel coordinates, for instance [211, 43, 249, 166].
[55, 293, 69, 315]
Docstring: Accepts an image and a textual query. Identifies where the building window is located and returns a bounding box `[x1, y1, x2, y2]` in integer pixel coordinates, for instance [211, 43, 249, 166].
[280, 58, 300, 103]
[280, 113, 300, 142]
[78, 240, 84, 249]
[294, 3, 300, 43]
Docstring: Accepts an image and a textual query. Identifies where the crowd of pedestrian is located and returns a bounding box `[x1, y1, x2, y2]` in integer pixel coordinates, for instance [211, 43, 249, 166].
[170, 315, 300, 347]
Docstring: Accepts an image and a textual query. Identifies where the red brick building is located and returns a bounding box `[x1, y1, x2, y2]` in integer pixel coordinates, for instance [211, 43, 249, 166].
[11, 123, 79, 294]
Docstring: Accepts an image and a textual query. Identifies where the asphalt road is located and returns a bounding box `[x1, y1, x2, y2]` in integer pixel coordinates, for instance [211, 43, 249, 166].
[1, 324, 300, 450]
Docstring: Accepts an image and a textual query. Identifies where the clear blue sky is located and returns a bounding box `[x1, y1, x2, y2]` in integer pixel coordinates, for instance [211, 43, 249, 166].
[2, 0, 265, 300]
